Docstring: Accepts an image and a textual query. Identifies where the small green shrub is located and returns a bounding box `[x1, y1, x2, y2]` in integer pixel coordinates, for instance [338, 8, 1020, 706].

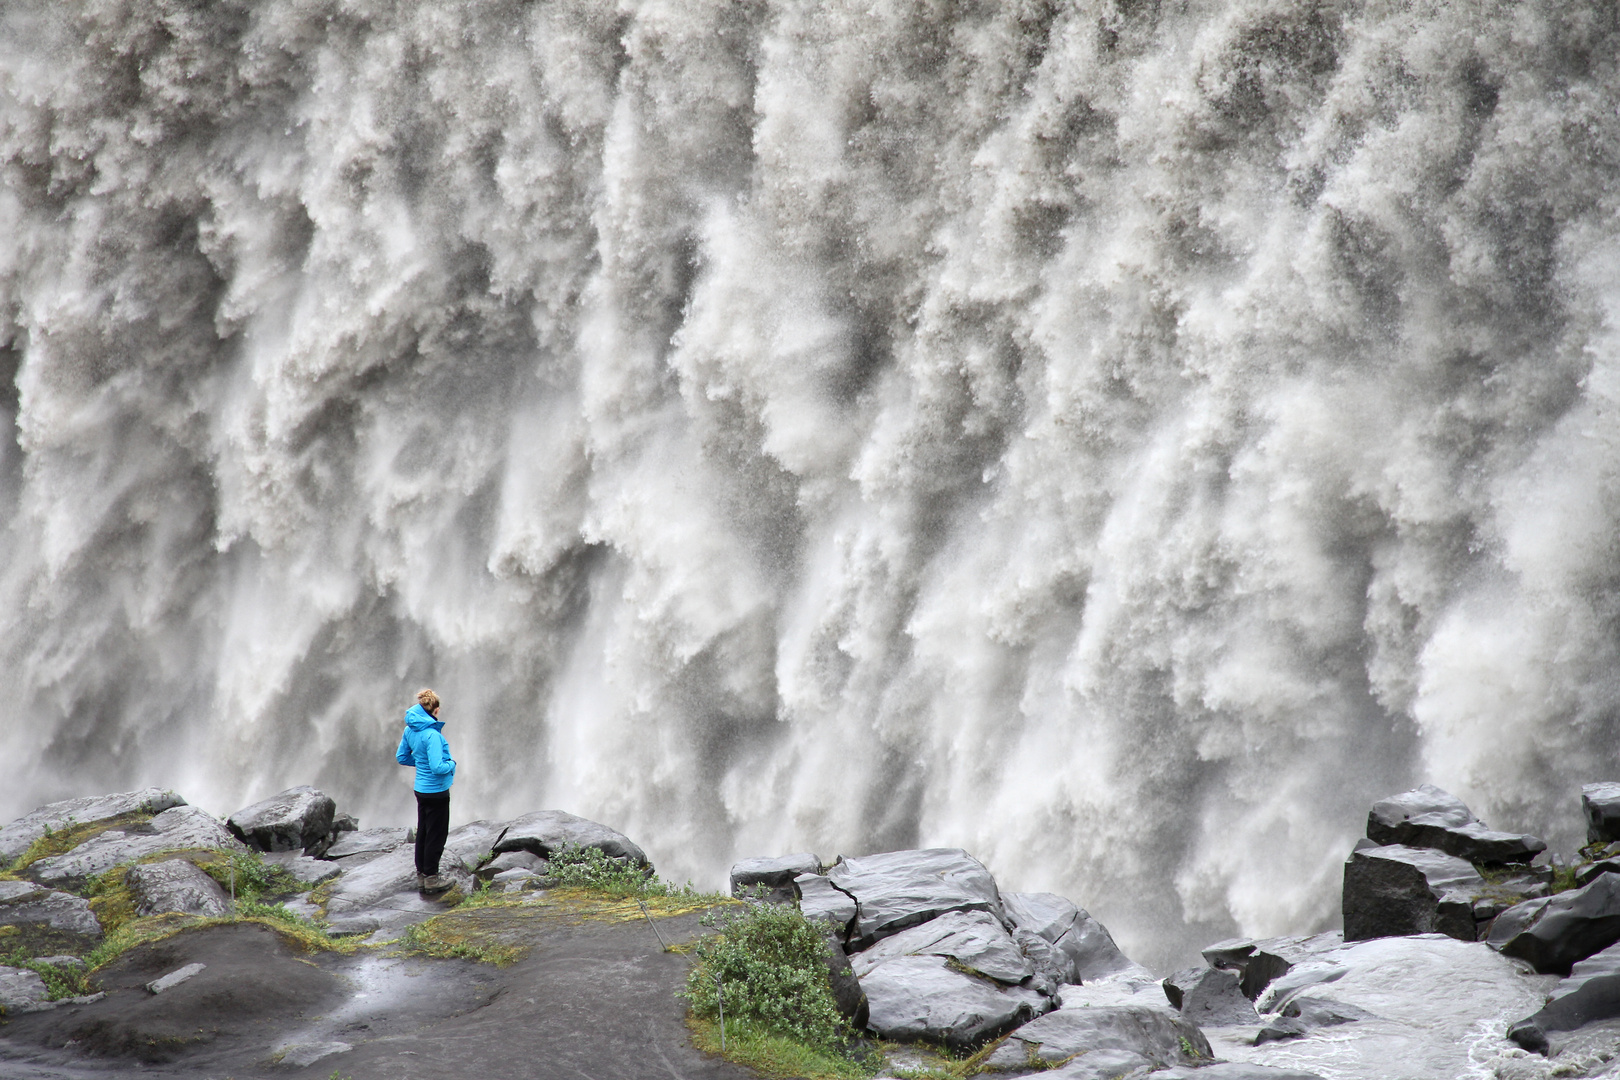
[201, 850, 302, 903]
[684, 903, 848, 1049]
[1, 949, 92, 999]
[541, 844, 716, 902]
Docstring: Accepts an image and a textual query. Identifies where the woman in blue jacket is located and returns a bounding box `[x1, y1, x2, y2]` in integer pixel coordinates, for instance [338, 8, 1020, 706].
[396, 688, 457, 892]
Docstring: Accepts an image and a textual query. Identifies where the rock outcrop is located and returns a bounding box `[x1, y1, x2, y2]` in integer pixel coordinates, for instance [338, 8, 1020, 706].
[28, 806, 247, 890]
[1487, 871, 1620, 975]
[1584, 784, 1620, 846]
[858, 954, 1045, 1048]
[1507, 939, 1620, 1053]
[1163, 965, 1261, 1026]
[796, 872, 857, 940]
[1342, 843, 1483, 941]
[227, 787, 337, 855]
[1367, 785, 1545, 865]
[1003, 891, 1147, 985]
[0, 880, 102, 953]
[0, 788, 187, 863]
[979, 1002, 1212, 1071]
[1202, 933, 1343, 1000]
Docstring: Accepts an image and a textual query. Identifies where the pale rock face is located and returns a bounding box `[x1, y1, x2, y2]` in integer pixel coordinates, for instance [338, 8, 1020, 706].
[0, 789, 188, 863]
[127, 859, 232, 918]
[29, 806, 247, 889]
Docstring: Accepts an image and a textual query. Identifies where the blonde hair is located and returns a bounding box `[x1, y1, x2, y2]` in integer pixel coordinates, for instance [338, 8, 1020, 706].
[416, 688, 440, 713]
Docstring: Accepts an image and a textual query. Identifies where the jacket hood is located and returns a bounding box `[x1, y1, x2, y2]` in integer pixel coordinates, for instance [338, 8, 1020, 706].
[404, 703, 442, 731]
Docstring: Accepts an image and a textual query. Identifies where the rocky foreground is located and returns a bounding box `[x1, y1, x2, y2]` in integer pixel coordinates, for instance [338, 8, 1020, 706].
[4, 784, 1620, 1078]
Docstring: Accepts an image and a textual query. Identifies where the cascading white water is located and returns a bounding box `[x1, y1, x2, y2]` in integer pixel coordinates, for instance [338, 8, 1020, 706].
[2, 0, 1618, 968]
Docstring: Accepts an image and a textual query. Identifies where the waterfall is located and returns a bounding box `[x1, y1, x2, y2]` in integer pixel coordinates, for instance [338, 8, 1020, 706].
[3, 0, 1618, 968]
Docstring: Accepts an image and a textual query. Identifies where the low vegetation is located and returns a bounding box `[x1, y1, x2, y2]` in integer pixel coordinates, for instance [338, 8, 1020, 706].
[1, 813, 153, 877]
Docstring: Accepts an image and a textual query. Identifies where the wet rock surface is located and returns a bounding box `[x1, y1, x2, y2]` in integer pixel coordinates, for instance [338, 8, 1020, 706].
[796, 871, 858, 938]
[828, 847, 1004, 948]
[1202, 933, 1343, 1000]
[859, 954, 1044, 1048]
[1508, 940, 1620, 1053]
[1489, 873, 1620, 974]
[981, 1001, 1211, 1071]
[226, 786, 337, 854]
[0, 880, 102, 953]
[1584, 784, 1620, 846]
[1367, 785, 1545, 865]
[730, 852, 820, 902]
[1163, 965, 1261, 1026]
[492, 809, 650, 867]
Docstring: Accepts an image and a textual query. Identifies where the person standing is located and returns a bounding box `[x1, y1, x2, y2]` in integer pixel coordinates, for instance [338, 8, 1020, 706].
[396, 688, 457, 892]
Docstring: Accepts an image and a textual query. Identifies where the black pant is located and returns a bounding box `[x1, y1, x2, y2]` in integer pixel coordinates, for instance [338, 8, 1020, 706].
[414, 790, 450, 876]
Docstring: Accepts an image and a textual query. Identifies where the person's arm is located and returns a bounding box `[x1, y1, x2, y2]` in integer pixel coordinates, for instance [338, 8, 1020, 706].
[426, 731, 456, 777]
[396, 729, 416, 767]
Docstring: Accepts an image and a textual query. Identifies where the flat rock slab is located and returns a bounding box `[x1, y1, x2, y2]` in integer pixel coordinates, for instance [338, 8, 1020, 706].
[983, 1002, 1211, 1070]
[1148, 1065, 1327, 1079]
[261, 849, 343, 885]
[324, 827, 408, 860]
[1040, 1047, 1154, 1078]
[850, 908, 1033, 985]
[859, 954, 1042, 1048]
[1585, 783, 1620, 845]
[441, 820, 509, 873]
[273, 1039, 352, 1067]
[128, 859, 231, 918]
[1489, 872, 1620, 974]
[0, 880, 102, 952]
[0, 788, 188, 863]
[1342, 843, 1482, 941]
[492, 810, 649, 868]
[731, 852, 820, 902]
[227, 786, 336, 853]
[29, 806, 246, 889]
[827, 848, 1003, 948]
[480, 850, 547, 879]
[146, 963, 207, 994]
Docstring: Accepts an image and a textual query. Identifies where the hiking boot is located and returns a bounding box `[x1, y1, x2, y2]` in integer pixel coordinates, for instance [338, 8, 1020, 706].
[420, 873, 453, 894]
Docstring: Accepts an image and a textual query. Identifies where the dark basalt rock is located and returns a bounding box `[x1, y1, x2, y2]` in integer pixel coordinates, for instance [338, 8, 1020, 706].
[796, 872, 857, 940]
[979, 1002, 1212, 1071]
[858, 954, 1043, 1048]
[1342, 843, 1483, 941]
[1162, 965, 1260, 1026]
[227, 786, 337, 854]
[1584, 784, 1620, 846]
[1202, 933, 1343, 1000]
[1488, 872, 1620, 975]
[0, 788, 188, 863]
[127, 859, 231, 918]
[824, 933, 869, 1029]
[1366, 785, 1544, 865]
[730, 853, 820, 903]
[492, 810, 650, 869]
[1507, 938, 1620, 1053]
[323, 827, 408, 861]
[827, 848, 1003, 949]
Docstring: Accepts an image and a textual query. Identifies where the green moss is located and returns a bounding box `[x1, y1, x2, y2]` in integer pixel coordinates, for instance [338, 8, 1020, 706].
[395, 912, 522, 966]
[687, 1015, 879, 1080]
[196, 849, 304, 903]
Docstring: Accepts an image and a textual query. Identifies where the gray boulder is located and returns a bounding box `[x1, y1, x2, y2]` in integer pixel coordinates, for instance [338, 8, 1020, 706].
[324, 827, 408, 861]
[1202, 933, 1343, 1000]
[1508, 938, 1620, 1053]
[1577, 858, 1620, 888]
[1366, 785, 1544, 865]
[0, 966, 53, 1014]
[441, 820, 510, 873]
[859, 954, 1044, 1048]
[828, 848, 1002, 949]
[849, 909, 1034, 985]
[825, 933, 869, 1029]
[30, 806, 247, 889]
[332, 813, 359, 834]
[980, 1002, 1211, 1071]
[1487, 872, 1620, 974]
[1585, 784, 1620, 845]
[0, 880, 102, 951]
[1342, 844, 1483, 941]
[227, 787, 336, 854]
[492, 810, 649, 868]
[1162, 966, 1260, 1026]
[491, 868, 544, 892]
[1004, 891, 1147, 984]
[478, 850, 548, 880]
[730, 853, 820, 903]
[127, 859, 232, 917]
[261, 850, 343, 885]
[796, 873, 858, 939]
[0, 788, 188, 863]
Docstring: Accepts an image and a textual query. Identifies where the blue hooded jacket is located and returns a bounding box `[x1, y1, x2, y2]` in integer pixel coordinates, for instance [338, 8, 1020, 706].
[396, 704, 456, 793]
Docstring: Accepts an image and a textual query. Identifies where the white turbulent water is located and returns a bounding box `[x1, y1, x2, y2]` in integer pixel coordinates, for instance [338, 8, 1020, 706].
[1, 0, 1618, 968]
